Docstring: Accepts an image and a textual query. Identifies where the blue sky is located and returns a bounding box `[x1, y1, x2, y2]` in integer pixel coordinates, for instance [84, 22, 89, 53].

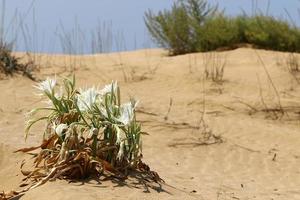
[2, 0, 300, 53]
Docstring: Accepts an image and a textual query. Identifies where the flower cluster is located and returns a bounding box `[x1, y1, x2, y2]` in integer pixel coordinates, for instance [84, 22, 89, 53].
[26, 76, 142, 166]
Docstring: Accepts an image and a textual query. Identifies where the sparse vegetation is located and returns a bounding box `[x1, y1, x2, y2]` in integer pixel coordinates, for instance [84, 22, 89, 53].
[0, 42, 36, 80]
[121, 66, 149, 82]
[14, 76, 160, 196]
[286, 53, 300, 73]
[203, 52, 226, 83]
[145, 0, 300, 55]
[285, 53, 300, 84]
[0, 1, 37, 81]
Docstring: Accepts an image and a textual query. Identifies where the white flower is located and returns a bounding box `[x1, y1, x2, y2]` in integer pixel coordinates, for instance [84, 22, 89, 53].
[99, 81, 118, 96]
[117, 101, 138, 125]
[114, 125, 125, 144]
[77, 87, 99, 112]
[117, 141, 125, 161]
[55, 124, 68, 137]
[35, 77, 56, 94]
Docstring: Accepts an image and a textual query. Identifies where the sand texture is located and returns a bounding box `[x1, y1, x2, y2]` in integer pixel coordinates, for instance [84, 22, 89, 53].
[1, 48, 300, 199]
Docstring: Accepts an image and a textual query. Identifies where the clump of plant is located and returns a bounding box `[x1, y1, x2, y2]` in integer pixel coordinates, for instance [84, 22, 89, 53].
[240, 15, 300, 52]
[199, 14, 240, 51]
[144, 0, 218, 55]
[0, 42, 36, 80]
[13, 76, 160, 195]
[286, 53, 300, 73]
[203, 52, 226, 83]
[145, 0, 300, 55]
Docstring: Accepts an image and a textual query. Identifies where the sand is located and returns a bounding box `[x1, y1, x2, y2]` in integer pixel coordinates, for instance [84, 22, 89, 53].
[0, 48, 300, 199]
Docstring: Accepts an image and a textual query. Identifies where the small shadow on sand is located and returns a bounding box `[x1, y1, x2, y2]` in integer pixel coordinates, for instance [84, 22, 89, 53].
[67, 170, 171, 194]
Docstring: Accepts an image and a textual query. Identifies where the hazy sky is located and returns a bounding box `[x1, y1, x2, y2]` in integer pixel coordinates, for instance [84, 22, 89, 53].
[2, 0, 300, 53]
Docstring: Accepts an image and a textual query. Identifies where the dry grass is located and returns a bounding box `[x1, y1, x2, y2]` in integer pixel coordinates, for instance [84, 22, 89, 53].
[203, 52, 226, 84]
[286, 53, 300, 73]
[286, 53, 300, 84]
[0, 42, 36, 80]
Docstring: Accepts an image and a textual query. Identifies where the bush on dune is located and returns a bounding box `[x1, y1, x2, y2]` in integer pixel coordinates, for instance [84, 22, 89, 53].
[144, 0, 217, 55]
[145, 0, 300, 55]
[199, 14, 240, 51]
[241, 15, 300, 52]
[0, 41, 36, 80]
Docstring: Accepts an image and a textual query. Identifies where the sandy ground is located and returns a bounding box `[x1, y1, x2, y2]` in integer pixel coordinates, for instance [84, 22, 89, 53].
[0, 48, 300, 200]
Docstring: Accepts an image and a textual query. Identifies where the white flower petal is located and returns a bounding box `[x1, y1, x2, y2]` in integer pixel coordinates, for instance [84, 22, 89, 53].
[114, 125, 125, 144]
[117, 101, 138, 125]
[77, 87, 99, 112]
[55, 124, 68, 137]
[35, 77, 56, 94]
[99, 81, 118, 96]
[117, 141, 125, 161]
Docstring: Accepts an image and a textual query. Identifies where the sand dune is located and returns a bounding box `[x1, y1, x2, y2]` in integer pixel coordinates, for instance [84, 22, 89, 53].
[1, 48, 300, 199]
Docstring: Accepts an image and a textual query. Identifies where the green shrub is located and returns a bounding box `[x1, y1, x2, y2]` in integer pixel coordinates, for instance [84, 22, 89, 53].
[199, 14, 240, 51]
[242, 15, 300, 52]
[145, 0, 217, 55]
[145, 6, 192, 55]
[145, 0, 300, 55]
